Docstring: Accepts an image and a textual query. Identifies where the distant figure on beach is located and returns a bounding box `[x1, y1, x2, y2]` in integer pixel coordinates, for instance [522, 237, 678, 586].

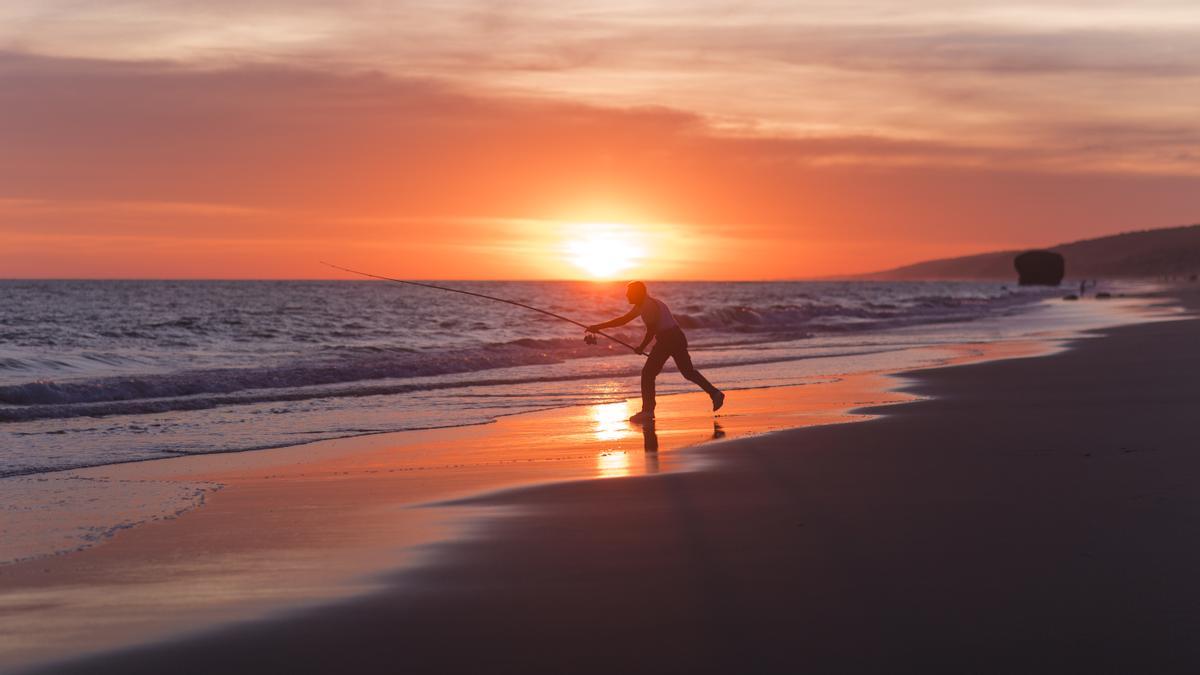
[587, 282, 724, 423]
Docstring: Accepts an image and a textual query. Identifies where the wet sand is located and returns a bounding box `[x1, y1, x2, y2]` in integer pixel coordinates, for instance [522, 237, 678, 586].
[8, 292, 1200, 673]
[4, 345, 1021, 671]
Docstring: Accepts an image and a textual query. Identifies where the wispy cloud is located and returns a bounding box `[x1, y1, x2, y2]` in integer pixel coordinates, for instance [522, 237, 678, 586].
[4, 1, 1199, 159]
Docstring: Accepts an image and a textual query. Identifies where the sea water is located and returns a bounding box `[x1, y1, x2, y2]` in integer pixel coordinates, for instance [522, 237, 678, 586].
[0, 279, 1154, 478]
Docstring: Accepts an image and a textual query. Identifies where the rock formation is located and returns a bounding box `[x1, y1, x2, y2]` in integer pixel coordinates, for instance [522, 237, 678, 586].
[1014, 250, 1065, 286]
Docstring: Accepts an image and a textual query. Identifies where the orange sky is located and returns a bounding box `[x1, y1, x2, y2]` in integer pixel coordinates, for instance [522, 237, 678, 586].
[1, 1, 1198, 279]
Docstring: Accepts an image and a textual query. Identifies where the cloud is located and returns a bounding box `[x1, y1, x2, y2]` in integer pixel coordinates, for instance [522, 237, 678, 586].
[5, 2, 1200, 168]
[2, 51, 1198, 278]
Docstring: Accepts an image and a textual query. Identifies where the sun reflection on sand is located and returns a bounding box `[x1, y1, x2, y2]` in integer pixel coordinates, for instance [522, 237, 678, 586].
[596, 451, 631, 478]
[589, 401, 636, 477]
[589, 400, 633, 442]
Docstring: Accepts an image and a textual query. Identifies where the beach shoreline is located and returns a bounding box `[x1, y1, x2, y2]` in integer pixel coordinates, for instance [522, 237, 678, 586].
[1, 368, 938, 671]
[2, 290, 1191, 673]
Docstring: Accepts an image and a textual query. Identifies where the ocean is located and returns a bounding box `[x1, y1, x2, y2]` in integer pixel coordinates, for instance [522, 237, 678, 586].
[0, 279, 1138, 479]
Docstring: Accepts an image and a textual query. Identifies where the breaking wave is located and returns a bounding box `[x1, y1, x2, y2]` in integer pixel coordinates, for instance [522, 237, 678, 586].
[0, 286, 1048, 423]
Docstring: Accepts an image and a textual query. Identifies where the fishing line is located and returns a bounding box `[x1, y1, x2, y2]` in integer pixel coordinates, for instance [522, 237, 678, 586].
[320, 262, 645, 355]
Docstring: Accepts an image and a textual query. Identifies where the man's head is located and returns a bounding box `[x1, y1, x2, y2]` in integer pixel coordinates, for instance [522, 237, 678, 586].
[625, 281, 647, 305]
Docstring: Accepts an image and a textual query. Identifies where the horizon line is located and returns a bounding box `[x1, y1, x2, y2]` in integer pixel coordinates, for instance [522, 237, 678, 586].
[0, 276, 850, 283]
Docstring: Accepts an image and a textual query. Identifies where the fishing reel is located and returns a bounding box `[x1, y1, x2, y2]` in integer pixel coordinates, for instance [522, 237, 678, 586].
[583, 331, 598, 346]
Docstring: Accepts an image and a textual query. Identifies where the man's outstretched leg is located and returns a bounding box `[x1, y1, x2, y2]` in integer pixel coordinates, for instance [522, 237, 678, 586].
[672, 337, 725, 412]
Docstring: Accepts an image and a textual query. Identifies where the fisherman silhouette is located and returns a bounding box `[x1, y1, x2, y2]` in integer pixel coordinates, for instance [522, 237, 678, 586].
[587, 281, 724, 423]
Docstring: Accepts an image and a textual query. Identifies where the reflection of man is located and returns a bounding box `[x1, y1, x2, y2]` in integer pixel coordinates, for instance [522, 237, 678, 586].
[641, 420, 723, 474]
[587, 281, 725, 423]
[641, 421, 659, 453]
[642, 421, 660, 474]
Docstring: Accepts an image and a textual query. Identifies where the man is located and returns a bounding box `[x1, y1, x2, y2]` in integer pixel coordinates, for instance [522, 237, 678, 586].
[587, 281, 725, 423]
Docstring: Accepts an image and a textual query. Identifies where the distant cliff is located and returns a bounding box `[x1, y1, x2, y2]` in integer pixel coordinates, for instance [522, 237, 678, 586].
[860, 224, 1200, 280]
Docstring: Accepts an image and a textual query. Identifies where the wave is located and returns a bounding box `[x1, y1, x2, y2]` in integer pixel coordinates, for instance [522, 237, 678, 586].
[676, 303, 880, 330]
[0, 351, 154, 374]
[0, 341, 591, 408]
[673, 292, 1031, 331]
[0, 291, 1045, 422]
[0, 345, 907, 424]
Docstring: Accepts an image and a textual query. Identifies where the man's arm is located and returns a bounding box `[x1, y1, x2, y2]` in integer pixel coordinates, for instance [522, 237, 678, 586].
[631, 299, 661, 355]
[586, 306, 640, 333]
[634, 324, 656, 355]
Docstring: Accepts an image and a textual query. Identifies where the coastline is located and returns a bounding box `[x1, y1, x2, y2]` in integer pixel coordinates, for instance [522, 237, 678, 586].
[0, 369, 940, 670]
[2, 292, 1189, 673]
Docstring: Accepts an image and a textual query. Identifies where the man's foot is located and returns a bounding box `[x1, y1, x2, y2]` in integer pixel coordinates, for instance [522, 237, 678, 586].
[711, 390, 726, 412]
[629, 410, 654, 424]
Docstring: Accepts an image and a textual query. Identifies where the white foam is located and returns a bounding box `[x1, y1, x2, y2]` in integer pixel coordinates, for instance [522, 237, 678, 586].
[0, 474, 221, 565]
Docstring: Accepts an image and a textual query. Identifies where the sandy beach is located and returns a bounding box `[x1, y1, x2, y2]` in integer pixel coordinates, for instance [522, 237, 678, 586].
[2, 291, 1195, 674]
[1, 362, 951, 671]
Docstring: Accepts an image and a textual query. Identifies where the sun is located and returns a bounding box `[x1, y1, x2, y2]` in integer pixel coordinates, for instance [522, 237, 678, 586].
[565, 225, 644, 279]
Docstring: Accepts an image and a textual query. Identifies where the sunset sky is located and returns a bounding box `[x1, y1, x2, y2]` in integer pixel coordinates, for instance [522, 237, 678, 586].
[2, 1, 1198, 279]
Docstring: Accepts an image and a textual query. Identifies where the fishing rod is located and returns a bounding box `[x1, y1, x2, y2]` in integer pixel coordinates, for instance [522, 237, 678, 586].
[320, 262, 645, 355]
